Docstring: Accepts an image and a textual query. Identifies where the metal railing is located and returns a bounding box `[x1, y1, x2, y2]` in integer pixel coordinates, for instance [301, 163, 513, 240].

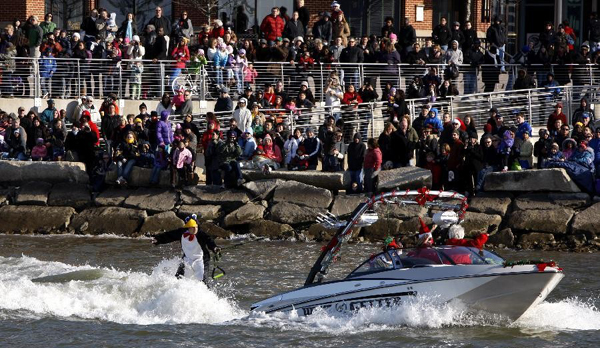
[2, 57, 598, 103]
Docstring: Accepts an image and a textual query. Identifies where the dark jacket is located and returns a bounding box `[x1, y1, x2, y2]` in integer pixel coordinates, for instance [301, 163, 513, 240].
[398, 25, 416, 48]
[284, 20, 305, 41]
[153, 227, 217, 264]
[347, 134, 366, 171]
[101, 114, 121, 140]
[312, 19, 332, 43]
[432, 24, 451, 46]
[340, 46, 364, 63]
[486, 23, 507, 46]
[148, 16, 171, 36]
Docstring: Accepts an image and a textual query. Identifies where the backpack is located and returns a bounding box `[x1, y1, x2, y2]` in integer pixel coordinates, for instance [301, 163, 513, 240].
[444, 63, 460, 79]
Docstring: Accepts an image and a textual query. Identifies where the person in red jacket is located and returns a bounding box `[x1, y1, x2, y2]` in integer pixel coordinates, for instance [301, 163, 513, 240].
[80, 111, 100, 146]
[342, 84, 363, 109]
[446, 224, 488, 249]
[171, 37, 190, 85]
[209, 19, 225, 39]
[547, 103, 568, 131]
[260, 7, 285, 44]
[364, 137, 382, 193]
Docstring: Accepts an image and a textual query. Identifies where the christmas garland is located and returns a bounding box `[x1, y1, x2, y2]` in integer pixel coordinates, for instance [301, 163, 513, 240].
[503, 259, 561, 272]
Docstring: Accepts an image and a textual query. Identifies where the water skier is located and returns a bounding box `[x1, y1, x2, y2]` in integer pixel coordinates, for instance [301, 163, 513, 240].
[151, 217, 221, 282]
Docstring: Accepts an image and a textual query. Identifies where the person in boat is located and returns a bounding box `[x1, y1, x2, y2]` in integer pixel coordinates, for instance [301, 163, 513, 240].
[446, 224, 488, 249]
[371, 236, 403, 269]
[442, 224, 489, 264]
[406, 217, 442, 263]
[151, 216, 221, 282]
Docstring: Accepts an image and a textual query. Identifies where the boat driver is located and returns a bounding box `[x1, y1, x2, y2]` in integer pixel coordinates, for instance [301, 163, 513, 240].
[371, 237, 403, 269]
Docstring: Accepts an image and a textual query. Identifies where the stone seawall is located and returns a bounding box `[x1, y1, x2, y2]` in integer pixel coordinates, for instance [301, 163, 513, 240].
[0, 162, 597, 251]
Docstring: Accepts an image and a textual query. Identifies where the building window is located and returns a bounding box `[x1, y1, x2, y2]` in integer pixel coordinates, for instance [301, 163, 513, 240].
[45, 0, 84, 30]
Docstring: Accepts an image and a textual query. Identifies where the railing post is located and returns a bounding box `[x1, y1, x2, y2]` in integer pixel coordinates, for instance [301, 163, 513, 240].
[527, 89, 533, 125]
[449, 96, 454, 119]
[565, 86, 573, 124]
[397, 65, 402, 90]
[280, 63, 284, 84]
[76, 60, 81, 97]
[319, 63, 324, 104]
[359, 63, 364, 87]
[589, 64, 594, 86]
[160, 62, 165, 96]
[118, 62, 123, 99]
[369, 102, 375, 139]
[34, 58, 40, 98]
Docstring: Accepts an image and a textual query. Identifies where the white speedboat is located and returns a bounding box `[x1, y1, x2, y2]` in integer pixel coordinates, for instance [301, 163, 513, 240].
[251, 189, 564, 321]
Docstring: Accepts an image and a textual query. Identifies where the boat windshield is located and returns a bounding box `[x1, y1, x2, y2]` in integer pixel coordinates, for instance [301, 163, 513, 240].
[347, 246, 505, 278]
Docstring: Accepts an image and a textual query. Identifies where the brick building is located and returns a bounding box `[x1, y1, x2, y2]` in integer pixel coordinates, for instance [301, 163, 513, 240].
[2, 0, 596, 54]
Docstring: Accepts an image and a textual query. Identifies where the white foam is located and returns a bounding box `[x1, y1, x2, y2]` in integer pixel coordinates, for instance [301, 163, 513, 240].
[515, 297, 600, 331]
[243, 296, 500, 334]
[0, 255, 245, 325]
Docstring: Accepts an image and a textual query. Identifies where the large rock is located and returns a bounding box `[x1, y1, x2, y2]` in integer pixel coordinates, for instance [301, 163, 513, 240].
[242, 169, 345, 191]
[223, 203, 266, 227]
[123, 188, 177, 213]
[362, 218, 403, 241]
[199, 221, 233, 239]
[248, 220, 294, 239]
[15, 181, 52, 205]
[140, 211, 184, 235]
[508, 208, 574, 234]
[513, 193, 591, 211]
[48, 183, 91, 209]
[376, 166, 432, 191]
[105, 167, 171, 187]
[182, 186, 249, 211]
[374, 204, 428, 220]
[70, 207, 147, 236]
[94, 188, 132, 207]
[243, 179, 285, 199]
[272, 181, 333, 209]
[468, 196, 512, 216]
[484, 168, 580, 192]
[269, 202, 326, 225]
[305, 223, 340, 242]
[396, 216, 433, 235]
[0, 205, 75, 233]
[0, 161, 88, 185]
[518, 232, 556, 249]
[461, 212, 502, 236]
[571, 202, 600, 235]
[330, 194, 367, 217]
[177, 205, 221, 221]
[487, 228, 515, 247]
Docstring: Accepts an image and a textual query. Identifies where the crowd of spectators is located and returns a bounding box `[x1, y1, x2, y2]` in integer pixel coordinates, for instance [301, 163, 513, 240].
[1, 3, 600, 195]
[2, 3, 599, 100]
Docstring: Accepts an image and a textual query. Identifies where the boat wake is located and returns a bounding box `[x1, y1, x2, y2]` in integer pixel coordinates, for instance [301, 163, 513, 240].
[515, 297, 600, 331]
[0, 255, 244, 325]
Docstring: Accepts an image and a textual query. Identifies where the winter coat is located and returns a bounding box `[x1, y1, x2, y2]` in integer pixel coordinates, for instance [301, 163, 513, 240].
[260, 15, 285, 41]
[347, 135, 366, 171]
[156, 112, 173, 146]
[233, 107, 252, 132]
[486, 23, 507, 46]
[364, 148, 382, 170]
[284, 20, 305, 41]
[39, 56, 56, 78]
[332, 21, 350, 46]
[217, 140, 242, 164]
[171, 45, 190, 69]
[312, 19, 332, 43]
[432, 24, 451, 46]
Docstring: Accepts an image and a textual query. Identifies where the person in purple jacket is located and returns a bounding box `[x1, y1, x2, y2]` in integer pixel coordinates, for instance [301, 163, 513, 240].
[156, 110, 174, 152]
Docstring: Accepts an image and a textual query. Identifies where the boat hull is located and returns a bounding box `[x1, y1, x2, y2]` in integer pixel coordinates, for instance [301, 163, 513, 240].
[251, 266, 563, 321]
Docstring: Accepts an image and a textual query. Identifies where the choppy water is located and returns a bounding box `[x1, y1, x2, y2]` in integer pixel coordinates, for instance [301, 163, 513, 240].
[1, 234, 599, 347]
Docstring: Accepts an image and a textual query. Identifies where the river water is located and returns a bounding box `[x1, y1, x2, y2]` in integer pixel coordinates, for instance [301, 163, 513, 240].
[1, 234, 599, 347]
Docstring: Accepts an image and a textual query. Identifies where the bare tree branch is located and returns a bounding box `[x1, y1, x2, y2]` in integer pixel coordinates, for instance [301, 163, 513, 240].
[173, 0, 220, 23]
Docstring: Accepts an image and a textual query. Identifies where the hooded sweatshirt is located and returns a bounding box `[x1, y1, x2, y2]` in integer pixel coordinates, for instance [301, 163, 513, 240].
[347, 133, 366, 171]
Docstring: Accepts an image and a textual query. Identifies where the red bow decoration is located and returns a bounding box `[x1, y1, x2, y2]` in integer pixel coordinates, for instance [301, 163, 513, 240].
[183, 232, 195, 242]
